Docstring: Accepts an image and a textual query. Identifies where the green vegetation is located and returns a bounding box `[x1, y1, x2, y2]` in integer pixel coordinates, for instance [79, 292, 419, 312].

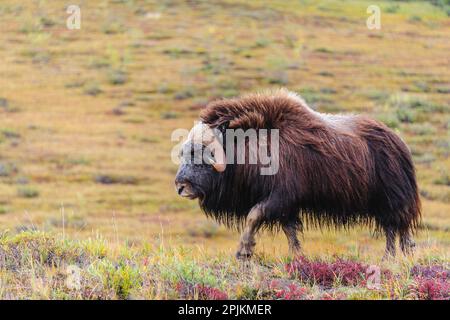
[17, 187, 39, 199]
[0, 231, 448, 299]
[0, 0, 448, 299]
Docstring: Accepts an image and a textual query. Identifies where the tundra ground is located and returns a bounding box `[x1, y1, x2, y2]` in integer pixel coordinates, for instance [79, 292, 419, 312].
[0, 0, 448, 299]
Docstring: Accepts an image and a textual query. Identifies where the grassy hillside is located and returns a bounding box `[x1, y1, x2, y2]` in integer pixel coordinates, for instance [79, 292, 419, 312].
[0, 0, 449, 299]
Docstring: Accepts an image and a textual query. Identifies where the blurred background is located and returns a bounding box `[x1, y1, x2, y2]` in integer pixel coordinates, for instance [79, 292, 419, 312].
[0, 0, 448, 258]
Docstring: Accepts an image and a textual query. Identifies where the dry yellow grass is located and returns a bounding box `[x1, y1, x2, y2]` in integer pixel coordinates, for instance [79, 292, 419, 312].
[0, 1, 448, 297]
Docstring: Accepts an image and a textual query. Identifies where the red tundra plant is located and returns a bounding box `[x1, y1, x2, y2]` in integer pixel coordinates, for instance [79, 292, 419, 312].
[408, 264, 450, 300]
[321, 292, 348, 300]
[176, 281, 228, 300]
[410, 265, 449, 281]
[409, 277, 450, 300]
[271, 282, 309, 300]
[286, 256, 390, 288]
[195, 284, 228, 300]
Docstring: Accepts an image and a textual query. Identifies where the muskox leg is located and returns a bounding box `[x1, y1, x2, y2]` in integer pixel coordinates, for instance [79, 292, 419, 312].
[282, 224, 301, 257]
[400, 231, 416, 256]
[236, 204, 264, 260]
[383, 228, 397, 260]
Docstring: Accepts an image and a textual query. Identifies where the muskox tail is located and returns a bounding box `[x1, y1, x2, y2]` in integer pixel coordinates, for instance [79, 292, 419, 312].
[364, 120, 422, 237]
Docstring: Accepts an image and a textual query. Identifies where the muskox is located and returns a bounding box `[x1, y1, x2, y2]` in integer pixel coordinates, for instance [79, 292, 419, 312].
[175, 89, 421, 259]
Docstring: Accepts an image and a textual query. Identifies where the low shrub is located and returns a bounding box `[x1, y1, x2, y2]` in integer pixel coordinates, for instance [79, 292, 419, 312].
[17, 187, 39, 198]
[286, 256, 391, 288]
[176, 281, 228, 300]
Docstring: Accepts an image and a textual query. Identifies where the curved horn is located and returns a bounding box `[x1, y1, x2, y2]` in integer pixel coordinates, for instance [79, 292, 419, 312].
[188, 122, 227, 172]
[209, 139, 226, 172]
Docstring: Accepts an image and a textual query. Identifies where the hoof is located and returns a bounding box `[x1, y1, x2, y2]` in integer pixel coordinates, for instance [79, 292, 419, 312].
[235, 242, 255, 260]
[400, 238, 416, 256]
[235, 251, 252, 260]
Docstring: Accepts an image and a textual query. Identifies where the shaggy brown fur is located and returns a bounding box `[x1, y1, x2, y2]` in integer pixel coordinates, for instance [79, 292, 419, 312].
[198, 89, 421, 257]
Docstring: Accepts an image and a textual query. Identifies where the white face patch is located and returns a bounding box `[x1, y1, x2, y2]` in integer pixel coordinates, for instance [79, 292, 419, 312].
[187, 122, 218, 146]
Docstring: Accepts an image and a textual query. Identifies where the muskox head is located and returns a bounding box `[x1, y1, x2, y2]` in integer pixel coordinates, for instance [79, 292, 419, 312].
[174, 122, 226, 200]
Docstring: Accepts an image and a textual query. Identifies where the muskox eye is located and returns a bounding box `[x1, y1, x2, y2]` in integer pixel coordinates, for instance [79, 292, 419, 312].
[203, 152, 216, 165]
